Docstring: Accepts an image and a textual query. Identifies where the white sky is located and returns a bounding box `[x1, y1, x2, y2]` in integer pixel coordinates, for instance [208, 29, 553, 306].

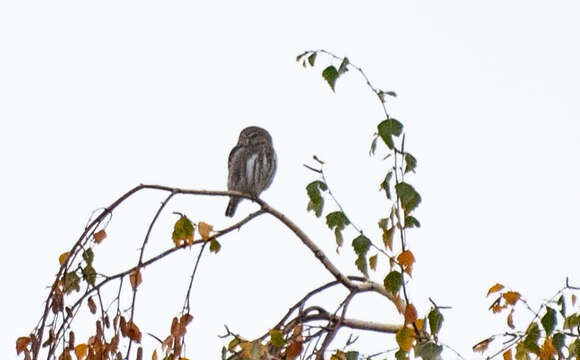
[2, 1, 580, 359]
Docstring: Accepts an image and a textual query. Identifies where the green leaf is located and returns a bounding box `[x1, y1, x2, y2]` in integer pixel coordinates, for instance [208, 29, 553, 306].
[322, 65, 339, 92]
[377, 119, 403, 150]
[334, 228, 343, 250]
[404, 215, 421, 228]
[345, 351, 359, 360]
[352, 235, 370, 256]
[428, 308, 444, 335]
[380, 171, 393, 199]
[571, 339, 580, 357]
[82, 248, 94, 265]
[326, 211, 350, 230]
[414, 341, 443, 360]
[63, 271, 80, 294]
[306, 180, 327, 217]
[172, 215, 194, 243]
[394, 349, 407, 360]
[565, 313, 580, 329]
[355, 256, 368, 277]
[308, 52, 317, 67]
[541, 307, 557, 336]
[338, 57, 349, 75]
[221, 346, 227, 360]
[558, 294, 566, 316]
[210, 239, 221, 253]
[404, 153, 417, 174]
[523, 322, 540, 354]
[296, 51, 308, 62]
[552, 332, 565, 352]
[369, 136, 378, 156]
[384, 271, 402, 295]
[385, 90, 397, 97]
[82, 264, 96, 286]
[269, 330, 284, 347]
[395, 182, 421, 214]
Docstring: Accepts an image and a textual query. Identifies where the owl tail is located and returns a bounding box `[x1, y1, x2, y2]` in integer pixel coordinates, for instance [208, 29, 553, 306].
[225, 197, 240, 217]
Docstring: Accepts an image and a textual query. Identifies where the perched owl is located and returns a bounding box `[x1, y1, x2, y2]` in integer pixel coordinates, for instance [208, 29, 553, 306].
[225, 126, 277, 217]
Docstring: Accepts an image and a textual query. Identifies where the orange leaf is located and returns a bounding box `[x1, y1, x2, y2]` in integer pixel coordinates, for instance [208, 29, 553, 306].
[152, 350, 158, 360]
[491, 304, 505, 313]
[539, 338, 555, 360]
[198, 221, 213, 241]
[414, 318, 424, 331]
[130, 269, 142, 291]
[507, 309, 515, 329]
[93, 230, 106, 244]
[16, 337, 31, 354]
[487, 283, 504, 296]
[126, 321, 142, 343]
[395, 327, 414, 352]
[397, 250, 415, 275]
[59, 252, 70, 266]
[472, 337, 494, 353]
[502, 291, 520, 305]
[502, 349, 512, 360]
[74, 344, 88, 360]
[404, 304, 417, 325]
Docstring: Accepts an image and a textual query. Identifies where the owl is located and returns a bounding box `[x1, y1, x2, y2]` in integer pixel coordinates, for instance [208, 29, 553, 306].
[225, 126, 277, 217]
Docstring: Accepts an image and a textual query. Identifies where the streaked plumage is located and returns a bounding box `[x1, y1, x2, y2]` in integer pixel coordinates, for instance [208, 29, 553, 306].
[225, 126, 277, 217]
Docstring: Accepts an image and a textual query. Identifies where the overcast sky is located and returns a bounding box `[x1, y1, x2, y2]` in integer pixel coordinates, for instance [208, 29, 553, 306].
[2, 1, 580, 359]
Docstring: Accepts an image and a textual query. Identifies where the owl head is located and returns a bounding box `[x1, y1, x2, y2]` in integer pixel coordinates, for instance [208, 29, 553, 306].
[238, 126, 273, 146]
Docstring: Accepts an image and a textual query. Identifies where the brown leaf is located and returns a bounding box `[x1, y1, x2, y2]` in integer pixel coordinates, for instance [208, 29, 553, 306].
[68, 331, 75, 350]
[507, 309, 515, 329]
[16, 336, 31, 354]
[285, 325, 303, 360]
[87, 297, 97, 314]
[130, 268, 142, 291]
[136, 347, 143, 360]
[126, 321, 142, 343]
[404, 304, 417, 325]
[109, 334, 119, 353]
[93, 230, 106, 244]
[119, 316, 127, 336]
[170, 317, 179, 337]
[487, 283, 504, 297]
[472, 337, 493, 353]
[152, 349, 158, 360]
[180, 313, 193, 327]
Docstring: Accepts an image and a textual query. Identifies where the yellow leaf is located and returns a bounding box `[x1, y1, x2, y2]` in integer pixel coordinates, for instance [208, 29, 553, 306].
[395, 327, 414, 352]
[369, 254, 378, 271]
[382, 227, 394, 251]
[130, 269, 142, 291]
[502, 349, 512, 360]
[502, 291, 520, 305]
[472, 337, 494, 353]
[404, 303, 417, 325]
[487, 283, 504, 296]
[330, 350, 347, 360]
[198, 221, 213, 241]
[93, 230, 106, 244]
[74, 344, 88, 360]
[59, 252, 70, 266]
[152, 350, 157, 360]
[414, 318, 424, 331]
